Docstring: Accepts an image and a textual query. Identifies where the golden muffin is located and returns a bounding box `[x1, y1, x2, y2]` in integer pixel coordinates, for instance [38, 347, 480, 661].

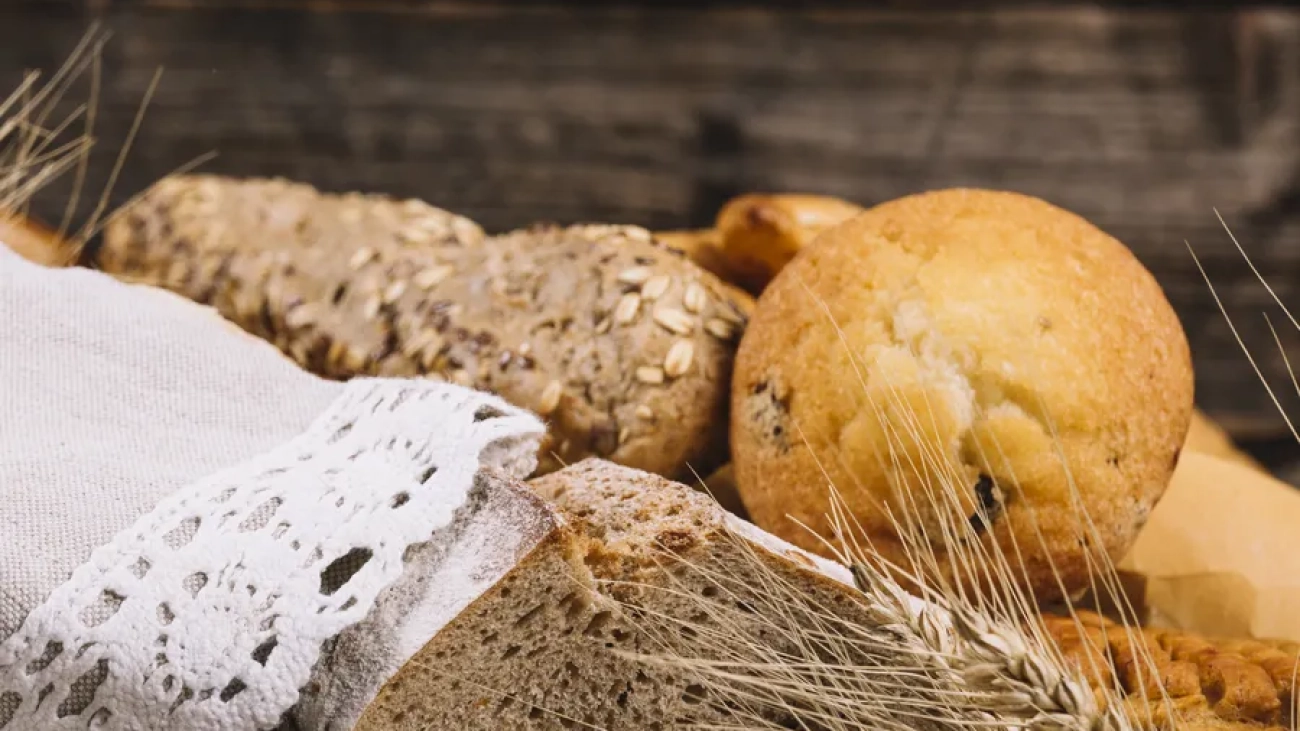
[730, 188, 1194, 602]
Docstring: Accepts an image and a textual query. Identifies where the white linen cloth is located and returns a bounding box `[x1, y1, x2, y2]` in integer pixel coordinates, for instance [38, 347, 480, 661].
[0, 246, 544, 730]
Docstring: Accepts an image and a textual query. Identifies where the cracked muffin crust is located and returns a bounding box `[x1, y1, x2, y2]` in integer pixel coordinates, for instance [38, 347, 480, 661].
[730, 188, 1194, 602]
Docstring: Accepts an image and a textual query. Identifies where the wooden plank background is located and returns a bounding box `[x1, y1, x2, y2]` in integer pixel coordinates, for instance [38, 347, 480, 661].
[4, 1, 1300, 472]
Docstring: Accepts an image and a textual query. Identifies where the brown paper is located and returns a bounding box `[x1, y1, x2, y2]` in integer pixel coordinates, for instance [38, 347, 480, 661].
[1184, 409, 1266, 473]
[1118, 449, 1300, 642]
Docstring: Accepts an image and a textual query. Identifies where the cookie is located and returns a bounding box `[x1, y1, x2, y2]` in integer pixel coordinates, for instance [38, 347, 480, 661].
[730, 188, 1194, 602]
[1043, 610, 1296, 728]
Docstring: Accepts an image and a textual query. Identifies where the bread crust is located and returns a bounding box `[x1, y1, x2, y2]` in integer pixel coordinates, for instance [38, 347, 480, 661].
[1043, 610, 1297, 730]
[101, 175, 750, 480]
[351, 527, 589, 731]
[731, 188, 1194, 602]
[359, 459, 875, 731]
[0, 212, 73, 267]
[714, 193, 864, 294]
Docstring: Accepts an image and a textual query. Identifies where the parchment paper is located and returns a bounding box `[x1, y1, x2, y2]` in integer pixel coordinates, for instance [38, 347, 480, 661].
[1118, 448, 1300, 642]
[1184, 409, 1266, 472]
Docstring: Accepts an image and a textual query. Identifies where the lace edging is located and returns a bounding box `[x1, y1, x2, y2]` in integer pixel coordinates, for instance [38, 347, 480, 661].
[0, 379, 544, 731]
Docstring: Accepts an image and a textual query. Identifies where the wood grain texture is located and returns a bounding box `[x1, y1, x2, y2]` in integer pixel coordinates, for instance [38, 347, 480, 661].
[4, 3, 1300, 448]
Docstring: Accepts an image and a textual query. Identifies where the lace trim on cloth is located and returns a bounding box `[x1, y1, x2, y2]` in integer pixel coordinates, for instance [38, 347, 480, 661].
[0, 378, 544, 731]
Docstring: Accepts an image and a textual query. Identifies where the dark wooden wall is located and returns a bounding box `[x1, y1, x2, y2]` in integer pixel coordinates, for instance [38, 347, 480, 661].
[4, 1, 1300, 469]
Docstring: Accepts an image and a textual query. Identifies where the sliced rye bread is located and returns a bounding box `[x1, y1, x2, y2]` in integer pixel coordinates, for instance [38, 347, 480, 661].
[352, 458, 874, 730]
[313, 466, 671, 731]
[291, 467, 592, 729]
[528, 457, 858, 614]
[347, 466, 684, 731]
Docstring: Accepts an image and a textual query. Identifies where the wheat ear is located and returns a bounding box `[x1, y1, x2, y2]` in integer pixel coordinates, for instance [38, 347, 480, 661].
[0, 28, 209, 268]
[614, 265, 1188, 729]
[0, 27, 104, 220]
[632, 215, 1300, 731]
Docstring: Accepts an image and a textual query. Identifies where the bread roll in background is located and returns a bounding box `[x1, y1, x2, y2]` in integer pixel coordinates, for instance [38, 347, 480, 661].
[730, 188, 1195, 604]
[651, 228, 758, 318]
[1041, 608, 1300, 729]
[714, 193, 864, 294]
[0, 211, 73, 267]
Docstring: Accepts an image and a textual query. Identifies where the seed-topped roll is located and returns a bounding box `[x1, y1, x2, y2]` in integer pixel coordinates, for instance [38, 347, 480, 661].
[731, 188, 1194, 603]
[101, 175, 747, 479]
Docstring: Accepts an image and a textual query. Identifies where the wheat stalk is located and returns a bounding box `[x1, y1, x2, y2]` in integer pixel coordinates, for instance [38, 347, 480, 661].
[624, 212, 1300, 731]
[614, 539, 1123, 730]
[617, 495, 1126, 731]
[0, 26, 186, 268]
[0, 30, 101, 218]
[848, 559, 1112, 730]
[606, 467, 1133, 730]
[618, 251, 1249, 730]
[10, 31, 1294, 731]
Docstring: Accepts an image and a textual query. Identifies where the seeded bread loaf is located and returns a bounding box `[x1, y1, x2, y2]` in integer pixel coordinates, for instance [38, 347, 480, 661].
[100, 175, 748, 480]
[355, 458, 888, 730]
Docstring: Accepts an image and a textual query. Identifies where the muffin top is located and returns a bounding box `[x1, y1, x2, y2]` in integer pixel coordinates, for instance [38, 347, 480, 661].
[730, 188, 1194, 602]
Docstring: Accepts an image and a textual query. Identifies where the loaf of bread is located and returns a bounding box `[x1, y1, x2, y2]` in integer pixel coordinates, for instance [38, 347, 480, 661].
[714, 193, 864, 293]
[352, 458, 879, 730]
[292, 469, 584, 729]
[1185, 409, 1263, 472]
[100, 175, 749, 480]
[732, 188, 1195, 603]
[318, 457, 1291, 731]
[652, 228, 746, 297]
[1043, 610, 1298, 730]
